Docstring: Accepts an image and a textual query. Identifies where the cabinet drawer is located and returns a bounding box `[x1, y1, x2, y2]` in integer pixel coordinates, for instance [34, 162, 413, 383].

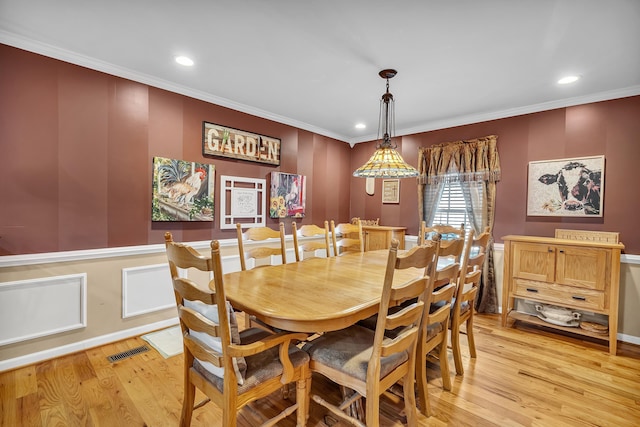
[513, 279, 605, 311]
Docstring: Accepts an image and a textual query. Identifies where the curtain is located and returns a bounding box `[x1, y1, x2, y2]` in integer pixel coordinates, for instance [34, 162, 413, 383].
[417, 135, 501, 313]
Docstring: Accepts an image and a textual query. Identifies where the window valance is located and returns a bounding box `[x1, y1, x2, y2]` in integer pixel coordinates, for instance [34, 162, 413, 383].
[418, 135, 501, 184]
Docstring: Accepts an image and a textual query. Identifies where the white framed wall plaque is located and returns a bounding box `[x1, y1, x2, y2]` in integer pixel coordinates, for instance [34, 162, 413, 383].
[220, 175, 266, 229]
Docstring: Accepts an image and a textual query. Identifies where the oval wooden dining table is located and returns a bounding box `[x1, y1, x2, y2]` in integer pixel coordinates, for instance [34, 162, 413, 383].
[221, 249, 425, 333]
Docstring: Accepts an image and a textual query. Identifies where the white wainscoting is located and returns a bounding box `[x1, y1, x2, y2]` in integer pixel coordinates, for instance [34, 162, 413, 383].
[122, 255, 246, 319]
[221, 255, 242, 274]
[0, 273, 87, 346]
[1, 237, 638, 372]
[122, 264, 175, 318]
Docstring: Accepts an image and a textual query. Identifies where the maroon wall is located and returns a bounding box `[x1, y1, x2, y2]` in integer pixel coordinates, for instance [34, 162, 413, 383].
[352, 97, 640, 254]
[0, 45, 351, 255]
[2, 44, 639, 255]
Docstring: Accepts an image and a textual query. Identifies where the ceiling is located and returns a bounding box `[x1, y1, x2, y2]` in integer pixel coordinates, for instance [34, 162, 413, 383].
[1, 0, 639, 145]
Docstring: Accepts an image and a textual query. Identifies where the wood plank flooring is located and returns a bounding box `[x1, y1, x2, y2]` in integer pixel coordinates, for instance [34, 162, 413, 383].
[2, 314, 639, 426]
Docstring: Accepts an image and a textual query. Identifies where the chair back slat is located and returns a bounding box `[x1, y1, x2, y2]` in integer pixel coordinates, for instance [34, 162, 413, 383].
[458, 270, 482, 305]
[331, 219, 364, 255]
[427, 283, 456, 325]
[172, 278, 215, 304]
[182, 332, 223, 368]
[292, 220, 331, 261]
[466, 227, 491, 273]
[165, 240, 213, 273]
[380, 325, 420, 357]
[236, 222, 287, 270]
[419, 221, 465, 245]
[179, 305, 221, 337]
[390, 276, 429, 304]
[384, 301, 424, 331]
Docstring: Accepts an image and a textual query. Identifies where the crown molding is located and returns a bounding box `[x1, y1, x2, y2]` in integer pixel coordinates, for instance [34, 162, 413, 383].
[3, 31, 639, 148]
[0, 31, 348, 143]
[348, 85, 640, 145]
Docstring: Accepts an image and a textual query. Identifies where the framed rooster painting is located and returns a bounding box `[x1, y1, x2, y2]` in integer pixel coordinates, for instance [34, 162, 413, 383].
[152, 156, 215, 221]
[269, 172, 306, 218]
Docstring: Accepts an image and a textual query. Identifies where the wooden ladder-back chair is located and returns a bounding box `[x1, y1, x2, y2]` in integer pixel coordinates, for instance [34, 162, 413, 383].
[164, 232, 310, 427]
[236, 222, 287, 271]
[420, 221, 465, 286]
[236, 222, 287, 329]
[416, 236, 460, 417]
[330, 219, 364, 256]
[303, 238, 440, 427]
[451, 227, 491, 375]
[418, 221, 465, 246]
[463, 226, 491, 275]
[292, 221, 331, 261]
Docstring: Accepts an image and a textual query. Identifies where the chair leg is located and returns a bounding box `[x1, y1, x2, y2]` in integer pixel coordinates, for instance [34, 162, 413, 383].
[222, 393, 237, 427]
[365, 389, 380, 427]
[403, 358, 418, 426]
[181, 381, 195, 427]
[467, 314, 477, 359]
[439, 333, 452, 391]
[416, 342, 432, 417]
[450, 319, 464, 376]
[296, 370, 311, 426]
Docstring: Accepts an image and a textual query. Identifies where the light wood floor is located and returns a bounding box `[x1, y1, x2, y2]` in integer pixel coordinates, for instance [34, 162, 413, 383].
[2, 314, 640, 426]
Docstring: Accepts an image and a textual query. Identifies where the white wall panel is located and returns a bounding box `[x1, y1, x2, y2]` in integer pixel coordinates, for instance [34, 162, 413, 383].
[0, 274, 86, 345]
[122, 264, 175, 318]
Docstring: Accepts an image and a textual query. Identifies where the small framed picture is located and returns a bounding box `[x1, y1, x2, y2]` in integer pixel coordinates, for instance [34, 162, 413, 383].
[382, 179, 400, 204]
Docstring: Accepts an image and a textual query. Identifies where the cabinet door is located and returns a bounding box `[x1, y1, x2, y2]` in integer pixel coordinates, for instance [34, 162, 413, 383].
[555, 246, 608, 290]
[365, 229, 390, 251]
[512, 242, 555, 282]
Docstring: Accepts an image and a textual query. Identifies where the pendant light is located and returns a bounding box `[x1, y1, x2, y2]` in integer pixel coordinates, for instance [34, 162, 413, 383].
[353, 69, 419, 178]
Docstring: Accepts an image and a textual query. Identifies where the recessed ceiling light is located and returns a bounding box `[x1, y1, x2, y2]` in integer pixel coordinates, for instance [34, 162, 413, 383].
[355, 123, 366, 129]
[175, 56, 194, 66]
[558, 75, 580, 84]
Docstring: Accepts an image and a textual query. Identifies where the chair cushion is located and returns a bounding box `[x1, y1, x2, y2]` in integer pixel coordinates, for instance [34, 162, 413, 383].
[459, 300, 471, 315]
[431, 298, 470, 315]
[356, 314, 378, 331]
[425, 322, 443, 340]
[194, 327, 310, 394]
[303, 325, 408, 382]
[356, 305, 407, 339]
[184, 299, 247, 385]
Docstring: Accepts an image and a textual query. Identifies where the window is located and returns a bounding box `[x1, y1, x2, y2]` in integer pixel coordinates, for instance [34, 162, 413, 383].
[431, 181, 470, 232]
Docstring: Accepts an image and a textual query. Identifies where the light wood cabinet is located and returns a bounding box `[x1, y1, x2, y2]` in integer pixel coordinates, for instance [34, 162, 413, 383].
[502, 234, 624, 355]
[362, 226, 406, 251]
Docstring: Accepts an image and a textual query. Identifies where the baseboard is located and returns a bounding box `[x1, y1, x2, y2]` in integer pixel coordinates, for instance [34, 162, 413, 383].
[618, 333, 640, 346]
[2, 312, 637, 372]
[0, 317, 179, 372]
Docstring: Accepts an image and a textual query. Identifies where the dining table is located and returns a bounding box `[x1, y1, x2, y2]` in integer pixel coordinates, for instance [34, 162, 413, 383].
[222, 249, 425, 333]
[221, 248, 435, 419]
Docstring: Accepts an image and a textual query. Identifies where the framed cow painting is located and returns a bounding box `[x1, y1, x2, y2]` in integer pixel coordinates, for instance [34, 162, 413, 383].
[527, 155, 604, 217]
